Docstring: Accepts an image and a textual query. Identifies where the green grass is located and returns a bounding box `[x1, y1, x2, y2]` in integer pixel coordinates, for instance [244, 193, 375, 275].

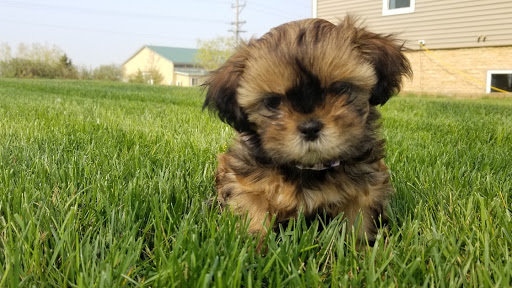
[0, 78, 511, 287]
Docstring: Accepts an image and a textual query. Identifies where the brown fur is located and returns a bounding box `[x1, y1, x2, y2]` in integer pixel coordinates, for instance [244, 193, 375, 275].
[203, 17, 412, 243]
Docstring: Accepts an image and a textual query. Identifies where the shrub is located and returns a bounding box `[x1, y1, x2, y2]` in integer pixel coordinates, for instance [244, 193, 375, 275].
[92, 64, 123, 81]
[0, 43, 78, 79]
[0, 58, 61, 78]
[128, 68, 164, 84]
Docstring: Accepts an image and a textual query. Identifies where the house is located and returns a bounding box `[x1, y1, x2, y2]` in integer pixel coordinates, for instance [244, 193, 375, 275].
[123, 45, 207, 86]
[313, 0, 512, 96]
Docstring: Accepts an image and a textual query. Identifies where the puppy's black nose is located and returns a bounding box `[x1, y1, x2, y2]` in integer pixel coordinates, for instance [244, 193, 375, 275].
[298, 119, 324, 141]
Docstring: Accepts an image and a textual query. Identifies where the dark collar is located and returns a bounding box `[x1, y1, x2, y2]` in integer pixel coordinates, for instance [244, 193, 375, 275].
[240, 133, 375, 171]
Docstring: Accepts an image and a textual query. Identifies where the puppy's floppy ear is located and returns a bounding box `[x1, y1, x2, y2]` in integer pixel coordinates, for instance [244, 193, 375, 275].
[202, 47, 252, 133]
[352, 23, 412, 105]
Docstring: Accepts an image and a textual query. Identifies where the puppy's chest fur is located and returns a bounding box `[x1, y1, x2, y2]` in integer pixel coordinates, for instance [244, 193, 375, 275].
[215, 133, 393, 231]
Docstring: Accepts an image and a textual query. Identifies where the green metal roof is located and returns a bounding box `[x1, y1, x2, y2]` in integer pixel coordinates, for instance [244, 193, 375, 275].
[146, 45, 198, 65]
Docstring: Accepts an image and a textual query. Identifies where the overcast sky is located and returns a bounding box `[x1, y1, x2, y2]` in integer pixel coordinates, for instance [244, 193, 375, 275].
[0, 0, 312, 67]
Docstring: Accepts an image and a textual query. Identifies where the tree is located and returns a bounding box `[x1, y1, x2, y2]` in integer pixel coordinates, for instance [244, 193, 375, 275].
[17, 43, 63, 65]
[147, 68, 164, 84]
[0, 43, 77, 79]
[128, 69, 145, 84]
[77, 66, 93, 80]
[58, 54, 78, 79]
[0, 42, 11, 62]
[92, 64, 123, 81]
[128, 68, 163, 85]
[196, 37, 235, 70]
[0, 43, 12, 77]
[1, 57, 61, 78]
[59, 54, 73, 68]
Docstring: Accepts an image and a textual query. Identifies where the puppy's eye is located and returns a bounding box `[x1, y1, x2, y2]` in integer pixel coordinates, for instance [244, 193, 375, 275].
[329, 81, 352, 96]
[328, 81, 357, 104]
[263, 95, 283, 112]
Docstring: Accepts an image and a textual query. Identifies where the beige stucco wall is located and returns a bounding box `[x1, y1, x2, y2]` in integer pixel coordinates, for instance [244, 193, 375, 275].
[174, 73, 191, 86]
[402, 46, 512, 96]
[173, 73, 207, 87]
[195, 75, 207, 86]
[123, 47, 174, 85]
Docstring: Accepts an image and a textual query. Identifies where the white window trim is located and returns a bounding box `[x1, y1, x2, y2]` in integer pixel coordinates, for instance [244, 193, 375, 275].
[486, 70, 512, 93]
[382, 0, 415, 16]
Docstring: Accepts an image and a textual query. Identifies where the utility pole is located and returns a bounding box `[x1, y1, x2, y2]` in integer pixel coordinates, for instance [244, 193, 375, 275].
[229, 0, 246, 43]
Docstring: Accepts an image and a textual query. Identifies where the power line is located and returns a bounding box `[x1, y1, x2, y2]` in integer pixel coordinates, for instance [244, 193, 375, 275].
[229, 0, 246, 43]
[0, 17, 200, 45]
[0, 0, 227, 24]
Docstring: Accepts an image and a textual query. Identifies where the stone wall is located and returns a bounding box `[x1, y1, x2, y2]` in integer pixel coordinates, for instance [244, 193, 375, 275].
[401, 46, 512, 97]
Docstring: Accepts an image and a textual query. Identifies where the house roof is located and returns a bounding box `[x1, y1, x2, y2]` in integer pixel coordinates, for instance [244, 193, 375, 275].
[146, 45, 198, 65]
[124, 45, 198, 65]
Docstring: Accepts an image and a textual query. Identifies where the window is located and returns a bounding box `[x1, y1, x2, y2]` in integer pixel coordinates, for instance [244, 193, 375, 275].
[486, 70, 512, 93]
[383, 0, 415, 16]
[191, 78, 198, 86]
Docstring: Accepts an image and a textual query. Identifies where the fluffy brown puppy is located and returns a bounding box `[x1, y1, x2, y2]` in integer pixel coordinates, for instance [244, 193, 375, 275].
[203, 17, 411, 244]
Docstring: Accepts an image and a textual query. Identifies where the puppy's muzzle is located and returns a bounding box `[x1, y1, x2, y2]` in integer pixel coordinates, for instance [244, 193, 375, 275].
[298, 119, 324, 141]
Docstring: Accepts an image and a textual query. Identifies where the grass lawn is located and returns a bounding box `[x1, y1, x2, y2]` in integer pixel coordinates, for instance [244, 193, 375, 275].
[0, 78, 511, 287]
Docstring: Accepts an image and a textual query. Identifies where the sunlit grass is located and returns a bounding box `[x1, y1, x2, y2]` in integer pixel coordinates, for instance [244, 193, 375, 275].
[0, 78, 511, 287]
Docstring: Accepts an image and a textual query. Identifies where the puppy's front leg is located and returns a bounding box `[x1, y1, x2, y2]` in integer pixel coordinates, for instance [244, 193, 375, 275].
[342, 198, 389, 246]
[339, 164, 393, 245]
[215, 153, 272, 234]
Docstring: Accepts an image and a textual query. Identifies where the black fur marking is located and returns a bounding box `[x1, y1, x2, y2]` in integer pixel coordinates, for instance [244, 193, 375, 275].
[296, 28, 307, 46]
[286, 59, 324, 114]
[233, 133, 273, 174]
[203, 82, 254, 133]
[369, 58, 396, 106]
[202, 53, 255, 133]
[279, 165, 329, 190]
[311, 20, 327, 44]
[362, 39, 411, 106]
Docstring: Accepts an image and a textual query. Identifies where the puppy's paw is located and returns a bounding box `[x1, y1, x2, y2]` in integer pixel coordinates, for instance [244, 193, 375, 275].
[202, 197, 225, 214]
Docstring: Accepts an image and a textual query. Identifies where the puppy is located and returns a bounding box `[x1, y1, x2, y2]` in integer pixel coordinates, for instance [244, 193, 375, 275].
[203, 17, 411, 244]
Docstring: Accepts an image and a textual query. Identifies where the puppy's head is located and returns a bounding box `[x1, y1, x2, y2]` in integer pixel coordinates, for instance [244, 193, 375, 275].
[204, 17, 411, 166]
